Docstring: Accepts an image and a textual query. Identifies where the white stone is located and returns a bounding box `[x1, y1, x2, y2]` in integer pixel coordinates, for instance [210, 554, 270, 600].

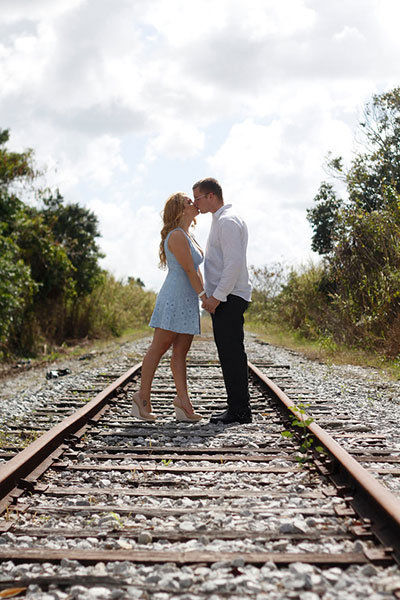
[177, 575, 194, 588]
[231, 557, 245, 567]
[299, 593, 320, 600]
[138, 531, 153, 544]
[279, 520, 308, 534]
[179, 521, 195, 532]
[334, 577, 352, 590]
[145, 573, 162, 584]
[323, 567, 342, 583]
[110, 591, 125, 599]
[124, 588, 143, 599]
[360, 564, 378, 577]
[283, 576, 307, 590]
[289, 563, 315, 575]
[353, 539, 364, 552]
[112, 561, 133, 574]
[200, 580, 219, 593]
[305, 573, 323, 589]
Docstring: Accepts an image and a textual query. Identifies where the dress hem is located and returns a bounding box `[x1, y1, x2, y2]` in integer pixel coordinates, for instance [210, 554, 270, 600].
[149, 324, 201, 335]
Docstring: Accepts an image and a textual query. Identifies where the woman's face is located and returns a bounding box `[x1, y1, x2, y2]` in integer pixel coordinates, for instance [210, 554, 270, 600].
[183, 195, 199, 216]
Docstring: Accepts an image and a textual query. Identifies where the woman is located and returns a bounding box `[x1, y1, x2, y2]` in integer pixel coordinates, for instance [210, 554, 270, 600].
[132, 192, 206, 422]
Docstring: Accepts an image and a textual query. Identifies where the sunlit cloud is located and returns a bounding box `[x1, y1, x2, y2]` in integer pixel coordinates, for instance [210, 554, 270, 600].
[1, 0, 399, 290]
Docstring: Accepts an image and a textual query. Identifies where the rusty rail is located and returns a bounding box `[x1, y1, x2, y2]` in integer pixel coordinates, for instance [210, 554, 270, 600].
[0, 363, 141, 509]
[248, 361, 400, 564]
[1, 357, 400, 569]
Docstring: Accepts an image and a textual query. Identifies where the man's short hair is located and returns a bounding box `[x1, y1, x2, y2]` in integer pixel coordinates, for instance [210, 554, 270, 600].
[193, 177, 223, 201]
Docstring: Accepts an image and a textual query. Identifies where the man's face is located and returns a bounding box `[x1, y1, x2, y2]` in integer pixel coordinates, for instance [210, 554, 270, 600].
[193, 188, 211, 214]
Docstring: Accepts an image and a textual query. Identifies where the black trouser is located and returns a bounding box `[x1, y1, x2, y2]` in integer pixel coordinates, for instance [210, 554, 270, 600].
[211, 294, 250, 413]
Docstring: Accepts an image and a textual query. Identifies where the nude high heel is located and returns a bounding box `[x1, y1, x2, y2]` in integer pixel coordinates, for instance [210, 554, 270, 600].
[131, 392, 156, 421]
[173, 397, 202, 422]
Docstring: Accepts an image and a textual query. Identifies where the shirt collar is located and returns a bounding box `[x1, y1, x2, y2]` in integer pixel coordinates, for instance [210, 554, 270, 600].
[212, 204, 232, 219]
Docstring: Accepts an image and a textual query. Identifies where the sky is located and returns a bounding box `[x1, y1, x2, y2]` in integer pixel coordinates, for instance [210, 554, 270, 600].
[1, 0, 400, 291]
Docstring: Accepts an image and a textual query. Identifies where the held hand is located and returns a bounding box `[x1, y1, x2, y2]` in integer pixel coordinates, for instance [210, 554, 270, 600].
[203, 296, 220, 314]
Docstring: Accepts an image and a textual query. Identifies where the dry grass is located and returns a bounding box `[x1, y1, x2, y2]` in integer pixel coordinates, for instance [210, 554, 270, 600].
[199, 313, 214, 337]
[245, 320, 400, 380]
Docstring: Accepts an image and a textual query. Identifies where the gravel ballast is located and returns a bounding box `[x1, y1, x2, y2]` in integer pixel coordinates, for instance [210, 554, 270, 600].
[0, 332, 400, 599]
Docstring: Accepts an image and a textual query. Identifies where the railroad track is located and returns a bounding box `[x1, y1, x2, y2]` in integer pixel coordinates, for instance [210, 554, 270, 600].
[0, 336, 400, 598]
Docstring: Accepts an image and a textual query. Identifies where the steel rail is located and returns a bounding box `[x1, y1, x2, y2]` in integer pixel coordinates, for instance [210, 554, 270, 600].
[0, 363, 142, 506]
[248, 361, 400, 564]
[1, 356, 400, 567]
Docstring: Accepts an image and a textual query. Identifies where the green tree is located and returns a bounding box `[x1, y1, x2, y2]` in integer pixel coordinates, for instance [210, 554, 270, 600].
[0, 129, 34, 235]
[0, 131, 77, 351]
[328, 88, 400, 212]
[40, 190, 104, 295]
[327, 192, 400, 351]
[5, 207, 76, 350]
[246, 263, 287, 325]
[128, 276, 145, 287]
[0, 230, 37, 355]
[307, 182, 342, 255]
[309, 88, 400, 252]
[300, 88, 400, 354]
[352, 88, 400, 207]
[0, 128, 35, 189]
[0, 128, 153, 357]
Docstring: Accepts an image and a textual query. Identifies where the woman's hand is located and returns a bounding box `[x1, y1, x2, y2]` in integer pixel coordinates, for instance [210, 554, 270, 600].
[202, 296, 220, 314]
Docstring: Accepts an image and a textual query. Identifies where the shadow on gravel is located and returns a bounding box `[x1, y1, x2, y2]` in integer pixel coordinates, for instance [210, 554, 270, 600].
[112, 419, 252, 445]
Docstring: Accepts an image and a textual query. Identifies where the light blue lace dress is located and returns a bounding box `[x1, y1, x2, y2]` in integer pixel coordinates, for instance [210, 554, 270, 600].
[149, 228, 203, 335]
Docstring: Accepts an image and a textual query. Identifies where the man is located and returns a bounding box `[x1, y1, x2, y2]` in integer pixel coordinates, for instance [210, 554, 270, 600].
[193, 177, 252, 424]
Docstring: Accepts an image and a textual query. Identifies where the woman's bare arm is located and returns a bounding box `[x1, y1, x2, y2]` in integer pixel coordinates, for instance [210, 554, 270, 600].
[168, 230, 205, 296]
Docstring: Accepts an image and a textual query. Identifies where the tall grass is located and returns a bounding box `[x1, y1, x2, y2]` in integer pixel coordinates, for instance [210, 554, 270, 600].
[248, 247, 400, 359]
[67, 273, 156, 340]
[2, 272, 156, 359]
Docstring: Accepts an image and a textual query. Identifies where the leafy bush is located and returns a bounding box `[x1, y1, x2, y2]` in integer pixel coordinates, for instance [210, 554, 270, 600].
[246, 263, 287, 325]
[0, 129, 155, 358]
[68, 273, 156, 340]
[328, 203, 400, 352]
[0, 232, 37, 356]
[276, 87, 400, 357]
[275, 262, 333, 338]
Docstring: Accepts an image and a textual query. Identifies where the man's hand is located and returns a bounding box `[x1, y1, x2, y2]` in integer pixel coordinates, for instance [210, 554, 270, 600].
[202, 296, 220, 314]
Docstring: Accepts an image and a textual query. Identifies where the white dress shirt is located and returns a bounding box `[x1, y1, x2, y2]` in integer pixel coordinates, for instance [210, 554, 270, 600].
[204, 204, 252, 302]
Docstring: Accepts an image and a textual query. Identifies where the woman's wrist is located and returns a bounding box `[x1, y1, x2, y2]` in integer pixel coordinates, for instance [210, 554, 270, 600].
[198, 290, 206, 298]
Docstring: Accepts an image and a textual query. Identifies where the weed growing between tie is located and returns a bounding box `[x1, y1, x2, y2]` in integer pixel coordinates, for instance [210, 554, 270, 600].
[281, 402, 325, 466]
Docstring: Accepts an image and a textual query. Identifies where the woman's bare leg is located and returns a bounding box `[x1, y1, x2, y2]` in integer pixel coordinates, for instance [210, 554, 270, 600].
[137, 328, 177, 412]
[170, 333, 195, 412]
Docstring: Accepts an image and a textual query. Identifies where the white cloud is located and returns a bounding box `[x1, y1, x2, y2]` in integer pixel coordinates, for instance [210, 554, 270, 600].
[205, 111, 355, 270]
[208, 111, 354, 206]
[91, 199, 163, 290]
[143, 0, 316, 47]
[1, 0, 399, 290]
[144, 121, 205, 162]
[333, 25, 364, 43]
[84, 135, 128, 186]
[33, 133, 127, 191]
[2, 0, 83, 22]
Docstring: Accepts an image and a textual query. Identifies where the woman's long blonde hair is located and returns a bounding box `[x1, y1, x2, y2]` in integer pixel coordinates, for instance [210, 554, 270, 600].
[159, 192, 196, 268]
